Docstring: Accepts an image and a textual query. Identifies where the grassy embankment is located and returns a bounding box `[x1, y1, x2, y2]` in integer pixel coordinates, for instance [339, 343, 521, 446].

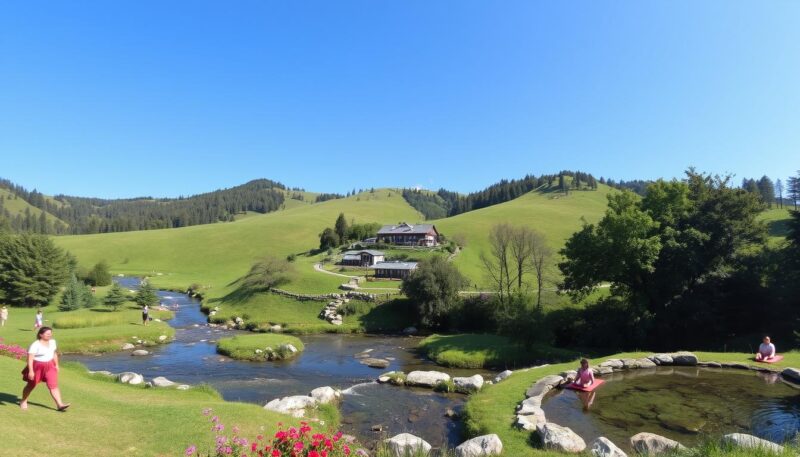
[419, 334, 579, 370]
[465, 350, 800, 457]
[0, 302, 174, 354]
[0, 356, 336, 457]
[216, 333, 305, 361]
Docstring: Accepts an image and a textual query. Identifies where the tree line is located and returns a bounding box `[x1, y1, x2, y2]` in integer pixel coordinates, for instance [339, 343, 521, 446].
[0, 178, 286, 234]
[402, 171, 599, 219]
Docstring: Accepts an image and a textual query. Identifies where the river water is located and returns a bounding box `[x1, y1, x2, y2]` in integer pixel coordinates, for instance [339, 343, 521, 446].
[67, 277, 490, 448]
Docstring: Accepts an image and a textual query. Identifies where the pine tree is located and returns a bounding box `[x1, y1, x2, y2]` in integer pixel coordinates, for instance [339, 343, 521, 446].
[59, 275, 85, 311]
[134, 282, 159, 308]
[103, 282, 128, 311]
[334, 213, 349, 243]
[87, 260, 112, 286]
[0, 233, 69, 307]
[757, 176, 775, 208]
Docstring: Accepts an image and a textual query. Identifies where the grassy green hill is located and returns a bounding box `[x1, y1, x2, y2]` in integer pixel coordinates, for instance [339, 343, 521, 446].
[0, 187, 67, 227]
[436, 185, 614, 285]
[54, 189, 422, 292]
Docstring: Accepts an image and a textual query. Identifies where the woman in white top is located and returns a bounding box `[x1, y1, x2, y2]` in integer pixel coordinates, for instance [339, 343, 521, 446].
[756, 335, 777, 361]
[20, 326, 70, 411]
[34, 308, 43, 329]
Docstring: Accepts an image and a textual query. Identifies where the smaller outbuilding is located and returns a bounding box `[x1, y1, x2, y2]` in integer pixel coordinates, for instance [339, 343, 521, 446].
[340, 250, 385, 267]
[371, 261, 418, 279]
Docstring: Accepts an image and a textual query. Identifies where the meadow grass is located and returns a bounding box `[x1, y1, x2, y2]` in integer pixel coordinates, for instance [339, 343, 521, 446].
[464, 350, 800, 456]
[216, 333, 305, 361]
[52, 305, 173, 329]
[0, 355, 337, 457]
[0, 305, 174, 353]
[418, 334, 578, 370]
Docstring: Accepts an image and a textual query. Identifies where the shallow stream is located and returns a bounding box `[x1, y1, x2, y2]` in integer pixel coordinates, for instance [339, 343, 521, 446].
[66, 277, 489, 448]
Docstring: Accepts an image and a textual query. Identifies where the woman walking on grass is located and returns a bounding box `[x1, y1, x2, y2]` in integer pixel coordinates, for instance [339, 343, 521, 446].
[20, 326, 70, 412]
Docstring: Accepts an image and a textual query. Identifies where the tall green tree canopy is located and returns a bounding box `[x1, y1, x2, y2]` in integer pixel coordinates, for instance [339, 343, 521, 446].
[86, 260, 112, 286]
[401, 256, 467, 329]
[0, 233, 69, 307]
[334, 213, 349, 243]
[560, 170, 765, 313]
[134, 282, 159, 308]
[103, 282, 129, 311]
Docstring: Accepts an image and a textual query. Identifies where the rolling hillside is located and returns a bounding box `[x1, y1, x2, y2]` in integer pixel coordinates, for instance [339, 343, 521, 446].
[54, 189, 423, 294]
[436, 185, 613, 284]
[0, 187, 68, 227]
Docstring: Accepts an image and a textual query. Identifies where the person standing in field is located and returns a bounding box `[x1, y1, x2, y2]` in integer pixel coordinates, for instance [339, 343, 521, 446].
[34, 308, 43, 330]
[142, 304, 149, 326]
[20, 326, 70, 411]
[1, 306, 8, 327]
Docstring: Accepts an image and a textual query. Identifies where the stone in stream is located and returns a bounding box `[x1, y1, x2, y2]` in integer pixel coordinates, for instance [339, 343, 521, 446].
[360, 358, 390, 369]
[630, 432, 686, 454]
[515, 412, 545, 431]
[599, 359, 623, 369]
[121, 343, 135, 350]
[781, 367, 800, 383]
[176, 385, 191, 390]
[354, 349, 373, 358]
[453, 374, 484, 393]
[280, 343, 298, 354]
[720, 433, 784, 453]
[310, 386, 341, 404]
[670, 352, 698, 366]
[384, 433, 432, 457]
[264, 395, 318, 418]
[158, 335, 168, 342]
[525, 375, 563, 398]
[117, 372, 144, 385]
[131, 349, 149, 356]
[405, 370, 450, 387]
[536, 422, 586, 453]
[589, 437, 627, 457]
[493, 370, 512, 383]
[152, 376, 176, 388]
[454, 434, 503, 457]
[651, 354, 674, 365]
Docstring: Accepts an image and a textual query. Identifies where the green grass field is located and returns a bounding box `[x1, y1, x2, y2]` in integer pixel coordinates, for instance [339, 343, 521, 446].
[0, 355, 337, 457]
[419, 334, 578, 369]
[465, 350, 800, 457]
[216, 333, 305, 361]
[0, 187, 68, 227]
[759, 207, 794, 245]
[0, 306, 174, 354]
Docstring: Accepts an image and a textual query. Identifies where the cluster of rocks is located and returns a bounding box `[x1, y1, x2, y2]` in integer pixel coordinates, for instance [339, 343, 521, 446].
[121, 334, 171, 355]
[355, 349, 391, 369]
[375, 370, 485, 394]
[254, 343, 299, 361]
[263, 386, 342, 418]
[90, 370, 190, 390]
[383, 433, 501, 457]
[320, 297, 346, 325]
[515, 352, 796, 455]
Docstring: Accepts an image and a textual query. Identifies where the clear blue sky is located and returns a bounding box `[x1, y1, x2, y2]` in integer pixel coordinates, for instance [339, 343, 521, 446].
[1, 1, 798, 198]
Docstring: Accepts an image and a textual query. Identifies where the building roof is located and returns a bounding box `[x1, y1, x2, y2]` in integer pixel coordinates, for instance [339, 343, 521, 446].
[377, 223, 438, 236]
[371, 261, 419, 271]
[342, 250, 385, 256]
[342, 254, 361, 261]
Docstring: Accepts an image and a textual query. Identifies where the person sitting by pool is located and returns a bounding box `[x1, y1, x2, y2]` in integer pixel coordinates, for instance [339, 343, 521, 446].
[574, 358, 595, 387]
[755, 336, 776, 361]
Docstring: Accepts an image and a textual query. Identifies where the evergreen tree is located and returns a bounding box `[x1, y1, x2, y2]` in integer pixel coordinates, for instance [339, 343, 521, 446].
[757, 176, 775, 207]
[319, 228, 340, 251]
[775, 179, 784, 208]
[103, 283, 129, 311]
[334, 213, 349, 243]
[0, 233, 69, 307]
[59, 274, 85, 311]
[788, 176, 800, 210]
[134, 282, 159, 308]
[86, 260, 112, 286]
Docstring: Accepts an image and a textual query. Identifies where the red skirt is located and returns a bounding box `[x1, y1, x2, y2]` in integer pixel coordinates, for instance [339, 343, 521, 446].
[21, 360, 58, 389]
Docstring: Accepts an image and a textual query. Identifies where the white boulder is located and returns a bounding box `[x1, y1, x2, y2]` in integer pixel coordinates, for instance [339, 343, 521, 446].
[152, 376, 176, 387]
[117, 372, 144, 385]
[384, 433, 431, 457]
[630, 432, 686, 454]
[406, 371, 450, 387]
[264, 395, 318, 418]
[454, 434, 503, 457]
[536, 423, 586, 453]
[453, 374, 484, 393]
[720, 433, 784, 453]
[310, 386, 341, 404]
[590, 437, 628, 457]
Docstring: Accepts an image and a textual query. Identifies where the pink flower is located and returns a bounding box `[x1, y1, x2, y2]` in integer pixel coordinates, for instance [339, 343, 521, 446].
[271, 450, 280, 457]
[184, 445, 196, 455]
[293, 441, 304, 452]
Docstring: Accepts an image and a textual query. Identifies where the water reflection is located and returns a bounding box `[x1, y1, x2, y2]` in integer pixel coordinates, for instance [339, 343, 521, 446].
[542, 366, 800, 451]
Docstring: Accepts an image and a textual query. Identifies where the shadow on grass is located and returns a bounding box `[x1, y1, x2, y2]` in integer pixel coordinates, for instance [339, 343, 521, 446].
[0, 392, 52, 410]
[355, 298, 415, 333]
[769, 218, 791, 238]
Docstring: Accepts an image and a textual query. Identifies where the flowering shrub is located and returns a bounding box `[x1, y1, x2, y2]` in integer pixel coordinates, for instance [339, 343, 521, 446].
[186, 408, 367, 457]
[0, 337, 27, 360]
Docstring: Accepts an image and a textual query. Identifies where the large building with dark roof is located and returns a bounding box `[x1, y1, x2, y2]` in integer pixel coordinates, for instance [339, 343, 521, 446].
[376, 222, 439, 246]
[371, 261, 418, 279]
